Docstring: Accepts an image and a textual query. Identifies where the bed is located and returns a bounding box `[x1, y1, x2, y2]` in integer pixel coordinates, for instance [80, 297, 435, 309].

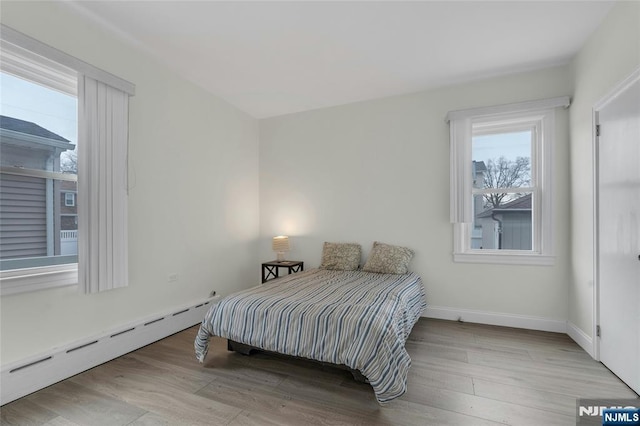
[194, 242, 426, 403]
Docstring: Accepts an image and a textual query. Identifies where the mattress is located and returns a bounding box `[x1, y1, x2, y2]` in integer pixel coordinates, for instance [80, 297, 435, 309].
[195, 268, 426, 403]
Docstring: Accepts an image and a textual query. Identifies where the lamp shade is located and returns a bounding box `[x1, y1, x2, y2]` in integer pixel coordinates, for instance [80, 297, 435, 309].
[272, 236, 290, 252]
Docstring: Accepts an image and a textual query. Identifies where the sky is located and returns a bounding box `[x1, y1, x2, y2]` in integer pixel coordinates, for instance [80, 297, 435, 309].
[0, 72, 77, 145]
[472, 130, 531, 164]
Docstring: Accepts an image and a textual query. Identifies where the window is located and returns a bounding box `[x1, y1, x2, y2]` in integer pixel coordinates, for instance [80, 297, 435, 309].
[65, 192, 76, 207]
[447, 97, 569, 265]
[0, 25, 134, 295]
[0, 42, 79, 283]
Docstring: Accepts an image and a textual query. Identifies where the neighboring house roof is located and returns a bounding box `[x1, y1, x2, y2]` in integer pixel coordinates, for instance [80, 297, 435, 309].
[0, 115, 70, 142]
[473, 160, 487, 172]
[477, 193, 531, 218]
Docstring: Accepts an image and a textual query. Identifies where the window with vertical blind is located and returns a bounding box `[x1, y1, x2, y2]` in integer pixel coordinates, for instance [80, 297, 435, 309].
[447, 97, 569, 265]
[0, 25, 135, 295]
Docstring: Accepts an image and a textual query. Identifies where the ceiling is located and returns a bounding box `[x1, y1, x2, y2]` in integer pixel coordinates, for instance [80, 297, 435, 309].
[67, 1, 614, 119]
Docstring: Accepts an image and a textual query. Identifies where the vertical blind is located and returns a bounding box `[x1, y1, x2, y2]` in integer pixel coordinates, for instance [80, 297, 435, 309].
[78, 76, 130, 293]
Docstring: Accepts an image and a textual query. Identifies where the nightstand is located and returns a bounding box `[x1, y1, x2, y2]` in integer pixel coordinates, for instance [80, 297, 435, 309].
[262, 260, 304, 283]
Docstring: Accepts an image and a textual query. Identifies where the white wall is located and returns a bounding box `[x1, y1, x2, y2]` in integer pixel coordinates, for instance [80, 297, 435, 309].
[3, 1, 634, 369]
[0, 2, 260, 365]
[568, 2, 640, 338]
[260, 66, 572, 326]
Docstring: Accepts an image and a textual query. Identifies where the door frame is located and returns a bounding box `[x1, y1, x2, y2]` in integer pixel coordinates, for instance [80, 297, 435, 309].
[592, 66, 640, 361]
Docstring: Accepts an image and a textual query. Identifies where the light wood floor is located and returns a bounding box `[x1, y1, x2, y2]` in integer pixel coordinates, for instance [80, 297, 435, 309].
[1, 319, 637, 425]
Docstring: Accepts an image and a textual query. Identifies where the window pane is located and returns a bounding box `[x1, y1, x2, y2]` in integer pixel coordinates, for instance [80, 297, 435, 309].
[0, 72, 77, 270]
[471, 192, 533, 251]
[471, 193, 484, 249]
[472, 130, 531, 190]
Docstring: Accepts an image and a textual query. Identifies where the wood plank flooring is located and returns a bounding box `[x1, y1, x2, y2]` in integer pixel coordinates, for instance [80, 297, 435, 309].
[1, 319, 637, 425]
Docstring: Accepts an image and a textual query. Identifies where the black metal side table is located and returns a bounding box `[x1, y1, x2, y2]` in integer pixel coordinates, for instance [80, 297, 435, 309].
[261, 260, 304, 283]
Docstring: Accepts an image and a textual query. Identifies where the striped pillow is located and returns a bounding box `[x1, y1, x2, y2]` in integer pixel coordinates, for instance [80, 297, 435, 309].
[319, 242, 362, 271]
[362, 241, 414, 274]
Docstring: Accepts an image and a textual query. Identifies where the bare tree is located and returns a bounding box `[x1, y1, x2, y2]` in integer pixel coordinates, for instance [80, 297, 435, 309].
[60, 147, 77, 174]
[483, 156, 530, 208]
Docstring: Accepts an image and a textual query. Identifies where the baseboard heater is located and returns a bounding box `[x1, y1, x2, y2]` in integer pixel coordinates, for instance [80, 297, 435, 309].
[1, 296, 217, 405]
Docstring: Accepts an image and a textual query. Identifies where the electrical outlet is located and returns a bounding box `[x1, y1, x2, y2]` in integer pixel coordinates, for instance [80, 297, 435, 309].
[168, 273, 178, 283]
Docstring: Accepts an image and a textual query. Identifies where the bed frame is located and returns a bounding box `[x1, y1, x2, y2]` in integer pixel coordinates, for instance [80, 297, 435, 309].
[227, 339, 368, 384]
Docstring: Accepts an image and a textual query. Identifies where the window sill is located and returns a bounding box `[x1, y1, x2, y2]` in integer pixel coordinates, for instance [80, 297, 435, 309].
[0, 264, 78, 296]
[453, 252, 555, 266]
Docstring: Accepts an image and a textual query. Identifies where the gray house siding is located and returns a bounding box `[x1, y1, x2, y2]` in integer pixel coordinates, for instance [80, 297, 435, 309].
[501, 212, 532, 250]
[0, 173, 47, 259]
[475, 192, 533, 251]
[0, 116, 75, 263]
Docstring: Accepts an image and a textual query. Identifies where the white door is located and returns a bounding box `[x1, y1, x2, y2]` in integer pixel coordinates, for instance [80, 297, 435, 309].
[597, 70, 640, 395]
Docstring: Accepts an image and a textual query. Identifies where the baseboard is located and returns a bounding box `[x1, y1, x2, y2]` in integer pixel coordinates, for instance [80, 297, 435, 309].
[423, 305, 567, 333]
[423, 306, 598, 358]
[566, 321, 595, 357]
[1, 296, 218, 405]
[1, 302, 597, 406]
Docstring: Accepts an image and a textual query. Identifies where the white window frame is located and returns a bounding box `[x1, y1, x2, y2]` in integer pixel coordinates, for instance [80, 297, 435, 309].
[447, 96, 570, 266]
[0, 25, 134, 296]
[64, 192, 76, 207]
[0, 44, 79, 296]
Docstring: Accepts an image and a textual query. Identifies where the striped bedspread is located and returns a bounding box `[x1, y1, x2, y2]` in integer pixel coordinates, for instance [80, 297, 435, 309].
[194, 268, 426, 403]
